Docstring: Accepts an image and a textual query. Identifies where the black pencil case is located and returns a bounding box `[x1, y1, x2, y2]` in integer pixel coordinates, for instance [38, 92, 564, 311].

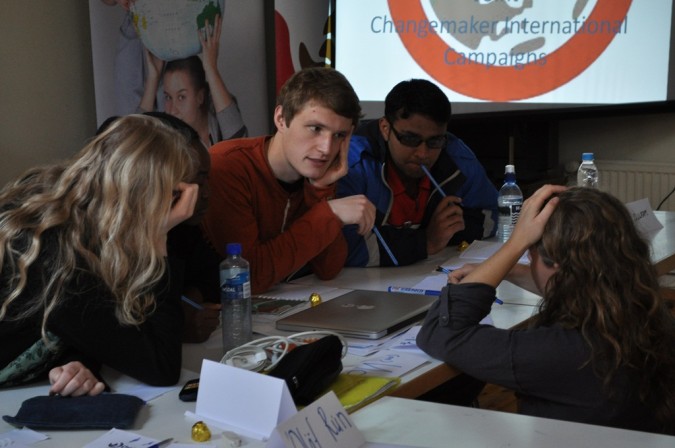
[2, 393, 145, 430]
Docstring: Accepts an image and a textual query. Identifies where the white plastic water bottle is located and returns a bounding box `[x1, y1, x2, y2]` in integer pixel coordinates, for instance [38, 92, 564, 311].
[220, 243, 252, 354]
[497, 165, 523, 243]
[577, 152, 599, 188]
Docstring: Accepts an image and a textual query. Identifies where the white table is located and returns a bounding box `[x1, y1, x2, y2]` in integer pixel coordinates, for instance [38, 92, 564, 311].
[5, 388, 673, 448]
[353, 396, 675, 448]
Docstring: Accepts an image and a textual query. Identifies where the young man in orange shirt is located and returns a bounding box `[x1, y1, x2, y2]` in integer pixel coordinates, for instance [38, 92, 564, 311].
[202, 67, 375, 294]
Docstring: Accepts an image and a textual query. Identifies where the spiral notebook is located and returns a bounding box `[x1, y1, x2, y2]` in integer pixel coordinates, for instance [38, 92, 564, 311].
[252, 284, 340, 321]
[275, 289, 436, 340]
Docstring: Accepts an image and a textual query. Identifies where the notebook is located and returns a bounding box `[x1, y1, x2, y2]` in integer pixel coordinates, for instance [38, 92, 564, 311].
[275, 289, 437, 340]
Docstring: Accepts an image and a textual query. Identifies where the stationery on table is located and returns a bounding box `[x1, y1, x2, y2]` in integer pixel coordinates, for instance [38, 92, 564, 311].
[99, 365, 186, 402]
[458, 240, 530, 265]
[342, 348, 428, 378]
[83, 429, 176, 448]
[253, 283, 339, 302]
[410, 273, 503, 305]
[251, 284, 340, 321]
[0, 428, 48, 448]
[436, 265, 452, 274]
[387, 286, 440, 296]
[252, 297, 304, 316]
[328, 375, 401, 413]
[192, 360, 296, 441]
[625, 198, 663, 235]
[268, 392, 366, 448]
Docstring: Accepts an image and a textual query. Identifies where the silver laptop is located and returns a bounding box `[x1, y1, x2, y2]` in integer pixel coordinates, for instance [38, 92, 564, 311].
[275, 289, 436, 339]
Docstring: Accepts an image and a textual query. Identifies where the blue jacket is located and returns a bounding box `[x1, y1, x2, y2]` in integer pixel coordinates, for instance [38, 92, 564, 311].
[338, 120, 498, 267]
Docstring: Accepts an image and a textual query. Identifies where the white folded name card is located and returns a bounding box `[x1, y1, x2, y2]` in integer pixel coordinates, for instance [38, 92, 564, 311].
[625, 198, 663, 235]
[195, 359, 297, 441]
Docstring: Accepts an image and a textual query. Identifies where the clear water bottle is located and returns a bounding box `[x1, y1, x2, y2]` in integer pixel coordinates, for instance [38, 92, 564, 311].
[220, 242, 252, 354]
[497, 165, 523, 243]
[577, 152, 599, 188]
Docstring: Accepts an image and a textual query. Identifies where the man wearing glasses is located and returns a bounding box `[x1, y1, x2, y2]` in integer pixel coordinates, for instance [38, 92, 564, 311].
[338, 79, 498, 267]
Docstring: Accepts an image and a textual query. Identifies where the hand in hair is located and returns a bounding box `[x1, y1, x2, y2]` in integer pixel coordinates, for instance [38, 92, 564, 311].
[508, 184, 567, 253]
[166, 182, 200, 230]
[457, 184, 566, 287]
[156, 182, 199, 256]
[48, 361, 106, 397]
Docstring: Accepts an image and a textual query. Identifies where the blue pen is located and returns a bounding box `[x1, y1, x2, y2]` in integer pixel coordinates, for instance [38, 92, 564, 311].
[181, 295, 204, 310]
[373, 226, 399, 266]
[148, 438, 173, 448]
[402, 272, 504, 305]
[421, 164, 447, 198]
[436, 266, 452, 274]
[388, 286, 441, 296]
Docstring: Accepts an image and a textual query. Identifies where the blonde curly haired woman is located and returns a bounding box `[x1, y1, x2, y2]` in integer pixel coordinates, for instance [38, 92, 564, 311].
[0, 115, 199, 396]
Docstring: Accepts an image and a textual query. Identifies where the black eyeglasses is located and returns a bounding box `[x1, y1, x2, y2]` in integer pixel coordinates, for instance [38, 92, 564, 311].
[389, 125, 448, 150]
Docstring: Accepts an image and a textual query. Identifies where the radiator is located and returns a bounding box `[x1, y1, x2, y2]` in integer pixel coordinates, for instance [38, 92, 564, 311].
[597, 160, 675, 212]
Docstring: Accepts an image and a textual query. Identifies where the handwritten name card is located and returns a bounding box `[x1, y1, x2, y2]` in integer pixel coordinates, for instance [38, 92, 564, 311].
[268, 391, 365, 448]
[625, 198, 663, 235]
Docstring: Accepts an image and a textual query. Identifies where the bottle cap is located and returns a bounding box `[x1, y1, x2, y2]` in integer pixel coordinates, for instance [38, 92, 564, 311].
[582, 153, 594, 161]
[504, 164, 515, 174]
[226, 243, 242, 256]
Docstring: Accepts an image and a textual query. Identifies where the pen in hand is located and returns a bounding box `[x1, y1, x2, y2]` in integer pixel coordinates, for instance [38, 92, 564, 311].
[421, 164, 446, 198]
[181, 295, 204, 310]
[435, 266, 503, 305]
[373, 226, 399, 266]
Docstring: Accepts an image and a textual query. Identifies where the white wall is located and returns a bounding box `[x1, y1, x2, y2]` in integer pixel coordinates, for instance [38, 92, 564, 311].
[0, 1, 97, 186]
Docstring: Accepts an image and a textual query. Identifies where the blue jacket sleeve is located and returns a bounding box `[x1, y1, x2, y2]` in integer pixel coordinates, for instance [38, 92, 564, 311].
[337, 140, 374, 267]
[446, 138, 499, 237]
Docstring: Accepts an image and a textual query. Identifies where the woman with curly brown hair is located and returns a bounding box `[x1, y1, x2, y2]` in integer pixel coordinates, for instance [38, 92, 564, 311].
[418, 185, 675, 434]
[0, 115, 199, 396]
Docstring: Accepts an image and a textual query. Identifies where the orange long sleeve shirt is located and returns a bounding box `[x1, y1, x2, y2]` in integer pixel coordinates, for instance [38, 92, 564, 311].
[201, 136, 347, 294]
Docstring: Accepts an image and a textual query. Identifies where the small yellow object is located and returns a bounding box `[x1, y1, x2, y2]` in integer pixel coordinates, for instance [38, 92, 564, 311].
[310, 293, 322, 307]
[191, 421, 211, 442]
[457, 241, 470, 252]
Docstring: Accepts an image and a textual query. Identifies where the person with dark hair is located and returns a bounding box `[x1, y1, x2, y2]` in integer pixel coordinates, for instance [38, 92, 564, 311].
[0, 115, 200, 396]
[338, 79, 498, 267]
[202, 67, 376, 294]
[418, 185, 675, 434]
[139, 14, 247, 147]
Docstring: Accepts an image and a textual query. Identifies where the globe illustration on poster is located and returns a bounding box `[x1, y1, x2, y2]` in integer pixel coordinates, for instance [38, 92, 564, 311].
[130, 0, 225, 61]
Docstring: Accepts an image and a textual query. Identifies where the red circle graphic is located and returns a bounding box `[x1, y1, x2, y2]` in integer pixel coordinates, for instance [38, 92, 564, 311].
[387, 0, 632, 100]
